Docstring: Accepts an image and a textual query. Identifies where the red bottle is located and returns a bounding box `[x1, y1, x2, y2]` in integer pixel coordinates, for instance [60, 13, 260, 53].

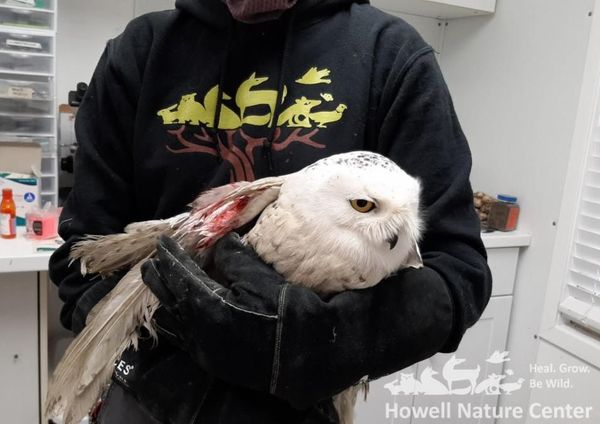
[1, 188, 16, 239]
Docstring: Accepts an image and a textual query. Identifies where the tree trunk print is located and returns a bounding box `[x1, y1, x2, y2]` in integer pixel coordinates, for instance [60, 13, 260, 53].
[165, 125, 326, 182]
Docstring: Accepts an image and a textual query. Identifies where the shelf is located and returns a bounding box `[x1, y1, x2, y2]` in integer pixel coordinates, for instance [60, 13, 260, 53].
[0, 94, 52, 100]
[0, 4, 53, 14]
[0, 131, 53, 137]
[0, 111, 52, 117]
[0, 68, 51, 76]
[0, 24, 51, 36]
[0, 134, 54, 139]
[0, 48, 50, 56]
[373, 0, 496, 20]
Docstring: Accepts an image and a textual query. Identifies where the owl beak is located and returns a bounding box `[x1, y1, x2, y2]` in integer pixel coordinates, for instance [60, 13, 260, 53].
[387, 234, 399, 250]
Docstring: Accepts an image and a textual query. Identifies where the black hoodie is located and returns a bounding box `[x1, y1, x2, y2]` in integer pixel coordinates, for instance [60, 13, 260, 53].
[49, 0, 491, 422]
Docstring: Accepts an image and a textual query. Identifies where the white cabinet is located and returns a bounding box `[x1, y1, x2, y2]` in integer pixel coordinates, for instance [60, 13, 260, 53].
[409, 296, 512, 424]
[0, 232, 51, 424]
[355, 233, 530, 424]
[372, 0, 496, 19]
[0, 272, 41, 424]
[355, 297, 512, 423]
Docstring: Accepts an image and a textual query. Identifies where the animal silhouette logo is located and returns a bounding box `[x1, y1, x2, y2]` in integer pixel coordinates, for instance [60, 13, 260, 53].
[384, 373, 421, 395]
[236, 72, 285, 127]
[157, 86, 241, 129]
[474, 373, 505, 395]
[157, 67, 348, 131]
[157, 66, 349, 182]
[383, 352, 524, 396]
[499, 378, 525, 395]
[296, 67, 332, 84]
[310, 103, 347, 128]
[443, 355, 481, 395]
[277, 96, 322, 128]
[419, 367, 449, 395]
[486, 350, 510, 364]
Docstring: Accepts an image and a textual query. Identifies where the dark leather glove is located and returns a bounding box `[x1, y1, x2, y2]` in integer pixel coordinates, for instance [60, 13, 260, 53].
[141, 233, 455, 409]
[141, 234, 286, 391]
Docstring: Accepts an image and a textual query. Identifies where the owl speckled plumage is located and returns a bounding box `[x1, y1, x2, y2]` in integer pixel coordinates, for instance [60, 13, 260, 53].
[247, 152, 422, 293]
[46, 151, 423, 424]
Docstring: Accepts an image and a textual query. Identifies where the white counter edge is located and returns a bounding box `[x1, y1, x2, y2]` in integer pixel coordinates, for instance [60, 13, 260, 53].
[481, 231, 532, 249]
[0, 229, 55, 273]
[0, 231, 533, 274]
[0, 254, 52, 273]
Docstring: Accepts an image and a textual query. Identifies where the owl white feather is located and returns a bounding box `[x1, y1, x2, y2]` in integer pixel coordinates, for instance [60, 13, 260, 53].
[247, 152, 422, 292]
[46, 151, 423, 424]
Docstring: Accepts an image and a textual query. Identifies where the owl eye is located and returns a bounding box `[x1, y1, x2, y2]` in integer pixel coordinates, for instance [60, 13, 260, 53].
[350, 199, 376, 213]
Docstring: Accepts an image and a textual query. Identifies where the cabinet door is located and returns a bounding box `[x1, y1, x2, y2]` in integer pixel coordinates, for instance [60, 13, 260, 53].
[354, 296, 512, 424]
[0, 272, 40, 424]
[410, 296, 512, 424]
[354, 364, 418, 424]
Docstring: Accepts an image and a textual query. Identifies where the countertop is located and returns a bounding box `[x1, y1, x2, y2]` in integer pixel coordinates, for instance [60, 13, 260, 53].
[0, 229, 532, 274]
[0, 228, 60, 273]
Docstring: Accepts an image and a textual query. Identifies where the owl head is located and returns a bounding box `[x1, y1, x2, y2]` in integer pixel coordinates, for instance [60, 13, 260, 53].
[277, 151, 423, 289]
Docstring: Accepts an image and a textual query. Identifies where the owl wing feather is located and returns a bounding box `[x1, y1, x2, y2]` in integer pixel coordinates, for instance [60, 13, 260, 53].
[46, 177, 285, 424]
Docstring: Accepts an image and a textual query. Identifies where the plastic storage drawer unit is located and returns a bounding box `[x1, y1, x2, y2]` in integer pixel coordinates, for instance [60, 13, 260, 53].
[0, 51, 51, 74]
[0, 7, 53, 31]
[0, 78, 53, 114]
[0, 114, 52, 134]
[0, 31, 51, 54]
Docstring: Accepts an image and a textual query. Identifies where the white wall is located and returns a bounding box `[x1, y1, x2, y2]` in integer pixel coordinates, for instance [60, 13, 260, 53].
[438, 0, 598, 419]
[57, 0, 175, 105]
[389, 11, 443, 52]
[526, 340, 600, 423]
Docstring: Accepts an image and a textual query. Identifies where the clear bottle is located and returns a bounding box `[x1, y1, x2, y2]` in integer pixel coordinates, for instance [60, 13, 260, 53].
[1, 188, 17, 239]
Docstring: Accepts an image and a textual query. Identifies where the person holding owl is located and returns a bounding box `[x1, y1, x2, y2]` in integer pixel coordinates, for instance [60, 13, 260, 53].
[49, 0, 492, 423]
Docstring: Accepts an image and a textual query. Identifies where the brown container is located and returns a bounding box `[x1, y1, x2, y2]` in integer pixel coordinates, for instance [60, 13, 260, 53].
[487, 195, 520, 231]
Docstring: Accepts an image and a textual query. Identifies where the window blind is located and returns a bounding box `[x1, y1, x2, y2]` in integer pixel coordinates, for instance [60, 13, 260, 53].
[559, 97, 600, 336]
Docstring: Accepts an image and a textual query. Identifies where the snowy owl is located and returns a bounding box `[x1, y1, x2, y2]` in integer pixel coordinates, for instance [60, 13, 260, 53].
[47, 151, 424, 424]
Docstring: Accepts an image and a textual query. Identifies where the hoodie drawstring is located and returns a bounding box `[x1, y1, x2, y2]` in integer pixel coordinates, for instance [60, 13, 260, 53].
[211, 18, 235, 163]
[264, 10, 296, 175]
[210, 11, 296, 176]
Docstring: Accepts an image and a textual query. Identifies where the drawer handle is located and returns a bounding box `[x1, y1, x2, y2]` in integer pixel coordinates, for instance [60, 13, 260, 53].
[11, 9, 33, 15]
[6, 52, 31, 58]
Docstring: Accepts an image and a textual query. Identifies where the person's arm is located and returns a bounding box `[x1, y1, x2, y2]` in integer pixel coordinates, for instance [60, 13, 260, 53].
[141, 48, 491, 409]
[49, 20, 150, 333]
[377, 48, 492, 351]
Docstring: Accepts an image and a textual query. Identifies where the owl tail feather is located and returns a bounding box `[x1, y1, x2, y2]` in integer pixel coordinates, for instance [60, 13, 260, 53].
[45, 261, 158, 424]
